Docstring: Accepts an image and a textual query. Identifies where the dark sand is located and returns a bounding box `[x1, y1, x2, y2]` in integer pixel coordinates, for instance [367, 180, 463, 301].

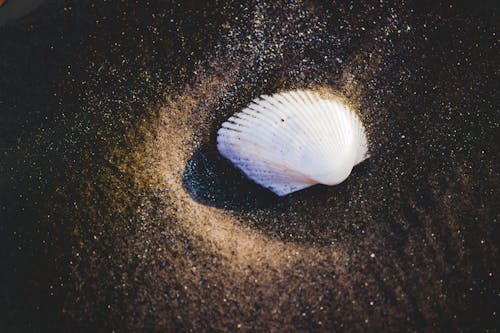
[0, 0, 45, 27]
[0, 0, 498, 332]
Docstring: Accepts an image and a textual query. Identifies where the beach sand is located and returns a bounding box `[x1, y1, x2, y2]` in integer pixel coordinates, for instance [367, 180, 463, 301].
[0, 1, 498, 331]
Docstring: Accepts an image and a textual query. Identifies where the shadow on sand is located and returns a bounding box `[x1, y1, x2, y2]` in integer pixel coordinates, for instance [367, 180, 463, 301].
[182, 144, 281, 211]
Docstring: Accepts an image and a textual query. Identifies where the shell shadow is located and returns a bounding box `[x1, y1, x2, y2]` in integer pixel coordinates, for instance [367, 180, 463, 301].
[182, 143, 373, 246]
[182, 144, 282, 210]
[183, 144, 372, 211]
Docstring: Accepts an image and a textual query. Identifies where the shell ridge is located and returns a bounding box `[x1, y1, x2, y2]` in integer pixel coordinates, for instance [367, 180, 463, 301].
[258, 95, 312, 161]
[218, 132, 288, 164]
[248, 105, 306, 160]
[273, 91, 321, 168]
[225, 109, 287, 149]
[227, 150, 314, 194]
[218, 121, 301, 170]
[290, 90, 329, 158]
[216, 89, 370, 196]
[258, 95, 308, 148]
[329, 100, 351, 147]
[231, 110, 280, 143]
[284, 91, 320, 149]
[316, 99, 342, 155]
[302, 91, 335, 156]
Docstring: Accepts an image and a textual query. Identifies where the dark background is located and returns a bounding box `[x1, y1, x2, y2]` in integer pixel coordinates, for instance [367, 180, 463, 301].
[0, 0, 498, 332]
[0, 0, 45, 26]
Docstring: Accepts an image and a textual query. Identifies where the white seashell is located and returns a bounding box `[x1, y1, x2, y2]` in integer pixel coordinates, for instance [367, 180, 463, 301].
[216, 89, 369, 196]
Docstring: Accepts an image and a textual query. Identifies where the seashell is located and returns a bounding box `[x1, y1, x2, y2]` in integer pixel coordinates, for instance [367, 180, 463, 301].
[217, 89, 369, 196]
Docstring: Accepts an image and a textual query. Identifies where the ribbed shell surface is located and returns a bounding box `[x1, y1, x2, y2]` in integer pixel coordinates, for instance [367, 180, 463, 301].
[217, 90, 369, 196]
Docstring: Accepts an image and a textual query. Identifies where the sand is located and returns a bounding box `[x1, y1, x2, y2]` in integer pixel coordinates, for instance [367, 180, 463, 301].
[0, 0, 498, 331]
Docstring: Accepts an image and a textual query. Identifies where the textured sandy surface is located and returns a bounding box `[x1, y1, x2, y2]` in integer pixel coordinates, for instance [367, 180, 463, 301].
[0, 1, 498, 332]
